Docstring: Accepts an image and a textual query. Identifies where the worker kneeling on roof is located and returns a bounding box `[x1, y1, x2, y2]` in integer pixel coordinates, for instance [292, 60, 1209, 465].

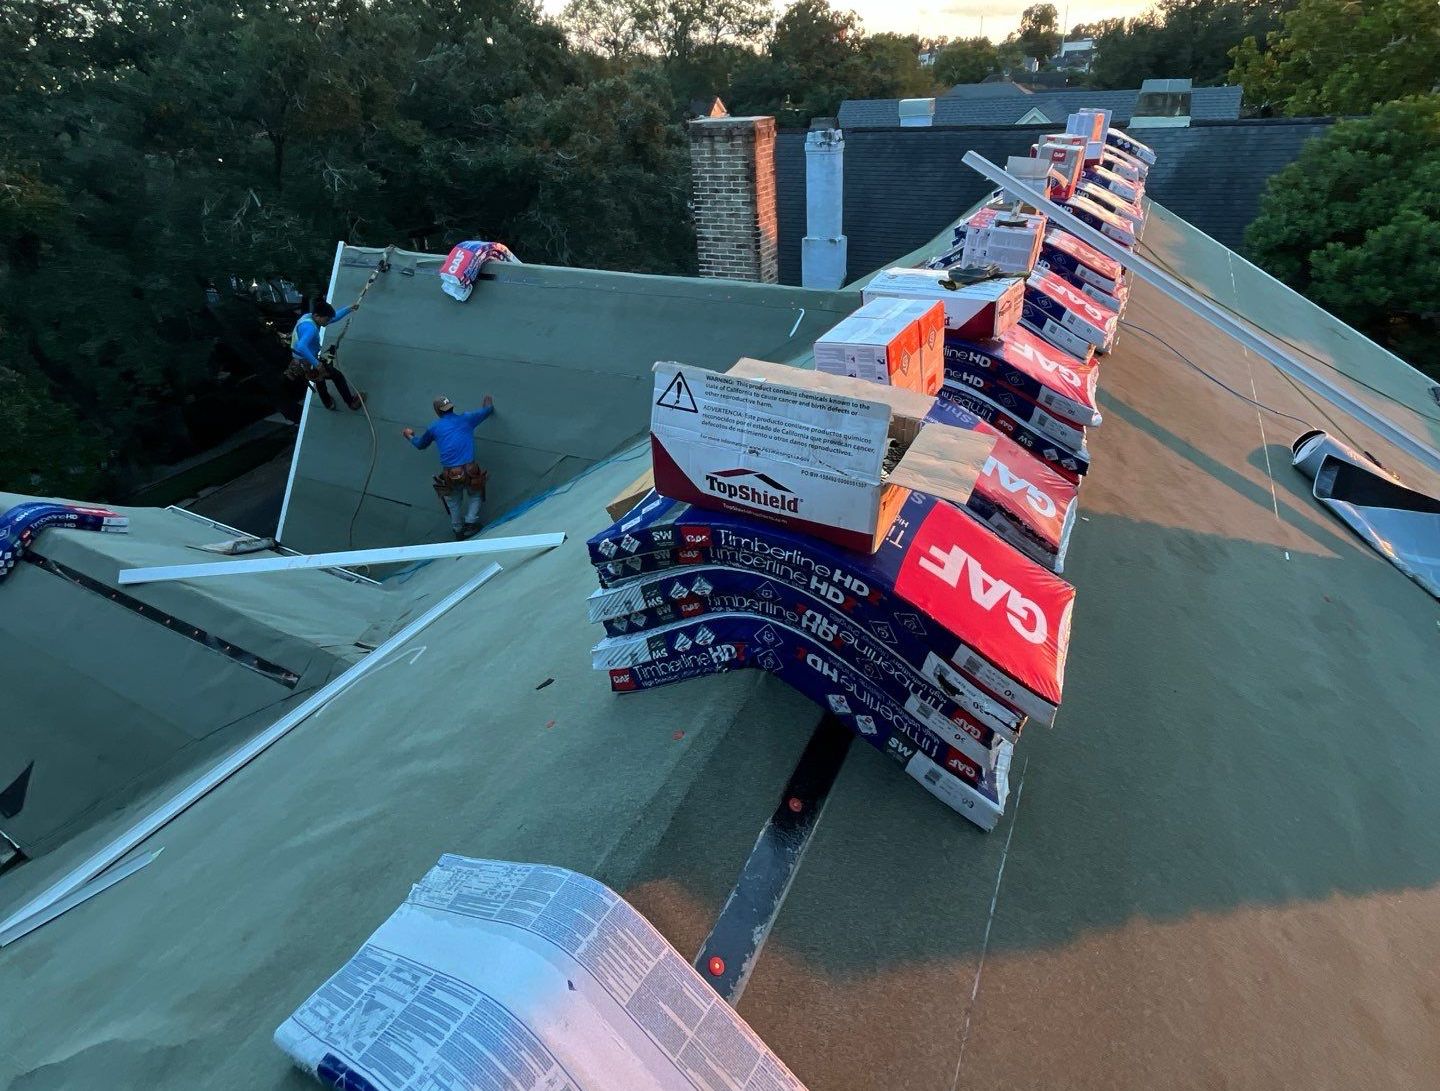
[403, 395, 494, 540]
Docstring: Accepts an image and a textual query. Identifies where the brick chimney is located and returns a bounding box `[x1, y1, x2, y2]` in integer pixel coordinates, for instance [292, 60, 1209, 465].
[688, 115, 779, 283]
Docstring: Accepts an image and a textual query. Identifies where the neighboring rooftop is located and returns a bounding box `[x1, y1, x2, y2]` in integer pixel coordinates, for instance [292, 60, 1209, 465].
[776, 118, 1334, 283]
[5, 197, 1440, 1091]
[840, 84, 1243, 128]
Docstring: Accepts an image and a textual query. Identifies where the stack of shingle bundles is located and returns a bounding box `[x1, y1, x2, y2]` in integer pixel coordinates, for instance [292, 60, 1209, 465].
[0, 501, 128, 585]
[587, 487, 1075, 831]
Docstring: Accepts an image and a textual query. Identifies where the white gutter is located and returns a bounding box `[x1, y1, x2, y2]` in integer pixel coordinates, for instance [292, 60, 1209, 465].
[961, 151, 1440, 476]
[117, 533, 565, 586]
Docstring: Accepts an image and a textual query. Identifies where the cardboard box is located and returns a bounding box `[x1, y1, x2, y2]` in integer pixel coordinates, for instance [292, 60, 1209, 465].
[864, 269, 1024, 340]
[1106, 126, 1157, 166]
[1024, 270, 1119, 355]
[606, 469, 655, 523]
[960, 207, 1046, 276]
[1065, 109, 1109, 163]
[587, 488, 1076, 725]
[1035, 140, 1084, 198]
[594, 613, 1011, 829]
[1083, 163, 1142, 203]
[1063, 194, 1137, 247]
[649, 358, 994, 554]
[943, 325, 1101, 427]
[1038, 229, 1124, 295]
[935, 383, 1091, 480]
[814, 298, 944, 394]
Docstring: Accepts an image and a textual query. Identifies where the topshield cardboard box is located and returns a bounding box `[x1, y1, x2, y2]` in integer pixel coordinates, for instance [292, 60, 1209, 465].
[863, 268, 1024, 340]
[814, 297, 945, 394]
[1065, 109, 1110, 163]
[649, 358, 994, 554]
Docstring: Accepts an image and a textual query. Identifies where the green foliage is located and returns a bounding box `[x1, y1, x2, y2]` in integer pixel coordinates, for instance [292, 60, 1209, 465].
[1016, 3, 1061, 64]
[1245, 95, 1440, 373]
[1229, 0, 1440, 115]
[1088, 0, 1287, 89]
[0, 0, 696, 496]
[933, 37, 999, 86]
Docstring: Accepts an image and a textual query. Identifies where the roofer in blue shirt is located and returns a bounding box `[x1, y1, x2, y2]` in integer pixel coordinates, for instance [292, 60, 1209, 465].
[403, 395, 495, 540]
[289, 298, 364, 411]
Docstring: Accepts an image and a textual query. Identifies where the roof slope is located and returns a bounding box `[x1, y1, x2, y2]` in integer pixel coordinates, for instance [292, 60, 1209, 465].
[281, 257, 859, 553]
[5, 211, 1440, 1091]
[838, 85, 1243, 128]
[776, 119, 1333, 283]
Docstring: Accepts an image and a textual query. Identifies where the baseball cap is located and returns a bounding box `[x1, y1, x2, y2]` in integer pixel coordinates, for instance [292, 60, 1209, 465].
[433, 396, 454, 413]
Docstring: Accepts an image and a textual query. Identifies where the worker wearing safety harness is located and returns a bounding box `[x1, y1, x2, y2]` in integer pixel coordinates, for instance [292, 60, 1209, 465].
[289, 299, 364, 411]
[403, 395, 494, 540]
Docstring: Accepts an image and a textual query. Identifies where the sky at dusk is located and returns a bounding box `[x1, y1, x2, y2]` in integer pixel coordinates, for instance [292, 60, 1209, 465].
[540, 0, 1156, 48]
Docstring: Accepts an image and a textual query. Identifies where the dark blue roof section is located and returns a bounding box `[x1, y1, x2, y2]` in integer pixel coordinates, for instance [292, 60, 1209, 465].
[775, 118, 1333, 285]
[838, 85, 1243, 128]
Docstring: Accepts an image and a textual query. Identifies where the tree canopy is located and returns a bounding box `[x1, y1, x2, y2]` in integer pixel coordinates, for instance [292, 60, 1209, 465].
[933, 37, 999, 87]
[1245, 95, 1440, 376]
[1087, 0, 1290, 89]
[1229, 0, 1440, 115]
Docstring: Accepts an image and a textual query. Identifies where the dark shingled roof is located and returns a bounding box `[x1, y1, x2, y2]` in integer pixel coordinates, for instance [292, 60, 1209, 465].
[776, 118, 1333, 285]
[838, 85, 1243, 128]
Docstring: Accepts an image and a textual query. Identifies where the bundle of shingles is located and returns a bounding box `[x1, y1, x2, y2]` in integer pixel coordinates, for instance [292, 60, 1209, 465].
[582, 119, 1153, 831]
[0, 501, 128, 585]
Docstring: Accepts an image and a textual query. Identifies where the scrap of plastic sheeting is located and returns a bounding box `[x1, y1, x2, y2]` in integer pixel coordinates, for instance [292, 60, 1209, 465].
[1292, 430, 1440, 600]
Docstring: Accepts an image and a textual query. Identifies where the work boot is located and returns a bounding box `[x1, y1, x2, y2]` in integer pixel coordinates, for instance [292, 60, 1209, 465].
[316, 389, 338, 411]
[347, 391, 366, 411]
[451, 527, 467, 541]
[459, 522, 482, 540]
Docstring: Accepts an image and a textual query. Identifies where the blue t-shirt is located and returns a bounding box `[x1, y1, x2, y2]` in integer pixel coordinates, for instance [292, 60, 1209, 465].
[410, 407, 494, 467]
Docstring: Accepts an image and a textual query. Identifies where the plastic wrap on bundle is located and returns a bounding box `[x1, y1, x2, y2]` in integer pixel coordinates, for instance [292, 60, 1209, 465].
[439, 240, 521, 302]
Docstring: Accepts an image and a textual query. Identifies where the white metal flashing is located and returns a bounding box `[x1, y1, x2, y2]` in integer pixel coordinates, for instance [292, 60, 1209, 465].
[117, 533, 565, 586]
[276, 239, 346, 544]
[0, 849, 162, 948]
[961, 152, 1440, 476]
[0, 563, 503, 941]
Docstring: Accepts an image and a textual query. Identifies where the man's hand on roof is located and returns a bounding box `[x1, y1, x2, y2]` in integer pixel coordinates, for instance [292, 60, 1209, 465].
[482, 394, 493, 409]
[402, 427, 415, 440]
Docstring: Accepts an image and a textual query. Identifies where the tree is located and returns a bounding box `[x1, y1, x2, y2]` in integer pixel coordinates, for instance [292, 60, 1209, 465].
[1088, 0, 1289, 90]
[858, 32, 934, 99]
[1245, 95, 1440, 375]
[1229, 0, 1440, 115]
[934, 37, 999, 86]
[1016, 3, 1061, 64]
[727, 0, 869, 124]
[561, 0, 772, 63]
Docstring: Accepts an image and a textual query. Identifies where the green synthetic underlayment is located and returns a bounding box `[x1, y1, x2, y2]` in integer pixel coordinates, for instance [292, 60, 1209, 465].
[6, 213, 1440, 1090]
[280, 255, 859, 553]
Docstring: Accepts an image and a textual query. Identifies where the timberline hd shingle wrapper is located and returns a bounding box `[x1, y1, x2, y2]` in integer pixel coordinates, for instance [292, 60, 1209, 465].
[595, 612, 1013, 829]
[1083, 163, 1143, 203]
[1038, 229, 1125, 298]
[1106, 126, 1157, 166]
[588, 489, 1075, 725]
[275, 855, 810, 1090]
[861, 269, 1024, 340]
[1100, 144, 1148, 182]
[649, 358, 994, 554]
[813, 297, 944, 394]
[0, 502, 128, 584]
[939, 366, 1087, 453]
[1062, 193, 1138, 248]
[1073, 179, 1146, 235]
[588, 563, 1022, 747]
[944, 326, 1101, 427]
[1023, 270, 1120, 357]
[935, 383, 1091, 480]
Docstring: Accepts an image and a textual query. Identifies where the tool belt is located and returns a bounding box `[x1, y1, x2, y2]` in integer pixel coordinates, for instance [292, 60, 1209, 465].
[286, 347, 338, 383]
[433, 462, 488, 500]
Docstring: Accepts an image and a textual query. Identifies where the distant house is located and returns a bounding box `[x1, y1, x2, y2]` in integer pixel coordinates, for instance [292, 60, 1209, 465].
[1056, 38, 1096, 71]
[774, 116, 1335, 285]
[841, 83, 1243, 128]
